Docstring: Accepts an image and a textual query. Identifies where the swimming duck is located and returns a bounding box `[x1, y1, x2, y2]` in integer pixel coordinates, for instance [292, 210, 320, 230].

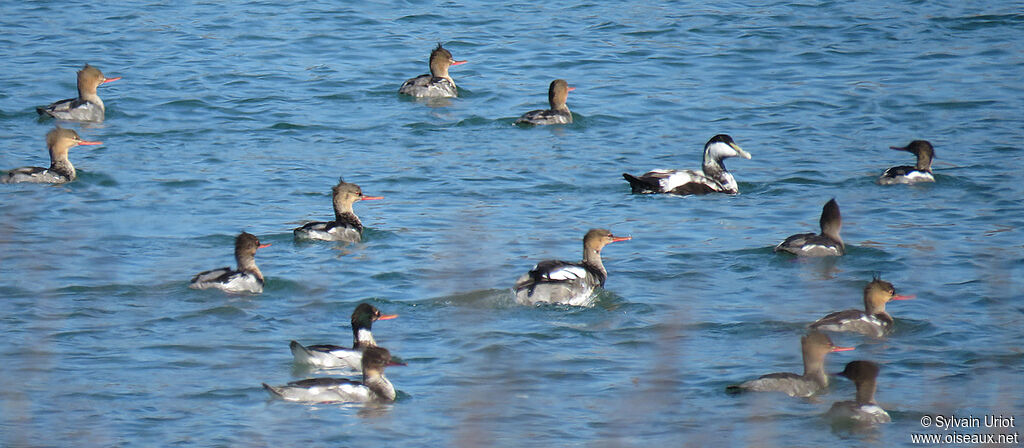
[398, 43, 467, 98]
[263, 346, 401, 403]
[37, 64, 120, 122]
[515, 79, 574, 125]
[1, 128, 102, 184]
[623, 134, 752, 195]
[290, 303, 398, 370]
[189, 232, 270, 294]
[775, 198, 844, 256]
[879, 140, 934, 185]
[514, 229, 630, 306]
[293, 179, 383, 243]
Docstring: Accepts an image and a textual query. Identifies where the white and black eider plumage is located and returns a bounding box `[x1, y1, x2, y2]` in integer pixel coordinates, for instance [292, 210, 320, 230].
[188, 232, 271, 294]
[623, 134, 752, 195]
[879, 140, 934, 185]
[264, 346, 402, 403]
[293, 178, 383, 243]
[1, 128, 103, 184]
[774, 198, 844, 257]
[826, 361, 891, 424]
[515, 79, 574, 126]
[398, 43, 467, 98]
[514, 229, 631, 307]
[289, 303, 398, 370]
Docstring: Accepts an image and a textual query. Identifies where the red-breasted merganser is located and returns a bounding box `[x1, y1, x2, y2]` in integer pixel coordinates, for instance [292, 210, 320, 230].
[774, 198, 844, 256]
[879, 140, 935, 185]
[263, 346, 402, 403]
[515, 79, 574, 126]
[293, 178, 383, 243]
[189, 232, 270, 294]
[398, 43, 467, 98]
[37, 64, 120, 122]
[1, 128, 102, 184]
[514, 229, 631, 307]
[726, 332, 854, 397]
[623, 134, 752, 195]
[290, 303, 398, 369]
[826, 360, 891, 424]
[810, 277, 915, 338]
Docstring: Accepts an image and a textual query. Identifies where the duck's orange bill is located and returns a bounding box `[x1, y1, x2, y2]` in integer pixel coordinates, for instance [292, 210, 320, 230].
[611, 236, 632, 243]
[831, 346, 855, 352]
[378, 314, 398, 321]
[568, 87, 577, 92]
[452, 60, 468, 66]
[892, 294, 915, 301]
[102, 77, 122, 84]
[258, 243, 272, 249]
[78, 141, 103, 146]
[360, 196, 384, 201]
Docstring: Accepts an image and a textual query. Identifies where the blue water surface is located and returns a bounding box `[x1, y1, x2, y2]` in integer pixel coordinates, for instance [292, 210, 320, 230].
[1, 1, 1022, 447]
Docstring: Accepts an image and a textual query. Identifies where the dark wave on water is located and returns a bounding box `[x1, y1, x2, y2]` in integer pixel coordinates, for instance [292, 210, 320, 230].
[1, 1, 1023, 447]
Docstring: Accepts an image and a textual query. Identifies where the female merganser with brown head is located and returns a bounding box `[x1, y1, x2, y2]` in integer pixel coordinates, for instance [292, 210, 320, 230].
[623, 134, 752, 195]
[263, 346, 402, 403]
[515, 79, 574, 126]
[879, 140, 935, 185]
[293, 178, 383, 243]
[290, 303, 398, 370]
[189, 232, 271, 294]
[514, 229, 631, 307]
[1, 128, 102, 184]
[826, 361, 891, 424]
[37, 64, 121, 122]
[775, 198, 844, 256]
[398, 43, 467, 98]
[726, 332, 854, 397]
[810, 277, 915, 338]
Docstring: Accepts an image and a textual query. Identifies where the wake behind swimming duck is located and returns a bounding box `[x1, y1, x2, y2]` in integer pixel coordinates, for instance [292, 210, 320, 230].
[1, 128, 103, 184]
[623, 134, 752, 195]
[37, 64, 120, 123]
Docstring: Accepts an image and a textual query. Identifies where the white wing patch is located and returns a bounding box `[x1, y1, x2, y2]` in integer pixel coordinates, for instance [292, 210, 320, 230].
[649, 170, 706, 191]
[544, 265, 588, 281]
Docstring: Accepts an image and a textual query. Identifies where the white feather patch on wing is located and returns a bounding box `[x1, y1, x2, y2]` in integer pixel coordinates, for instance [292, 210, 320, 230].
[656, 170, 708, 191]
[544, 265, 588, 281]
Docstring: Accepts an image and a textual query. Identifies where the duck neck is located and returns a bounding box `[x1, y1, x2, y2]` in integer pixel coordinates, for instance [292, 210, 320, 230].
[855, 378, 878, 405]
[916, 152, 933, 172]
[704, 157, 738, 192]
[78, 84, 103, 109]
[363, 369, 396, 401]
[235, 252, 262, 281]
[803, 353, 829, 387]
[582, 247, 607, 283]
[48, 148, 75, 180]
[351, 327, 376, 350]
